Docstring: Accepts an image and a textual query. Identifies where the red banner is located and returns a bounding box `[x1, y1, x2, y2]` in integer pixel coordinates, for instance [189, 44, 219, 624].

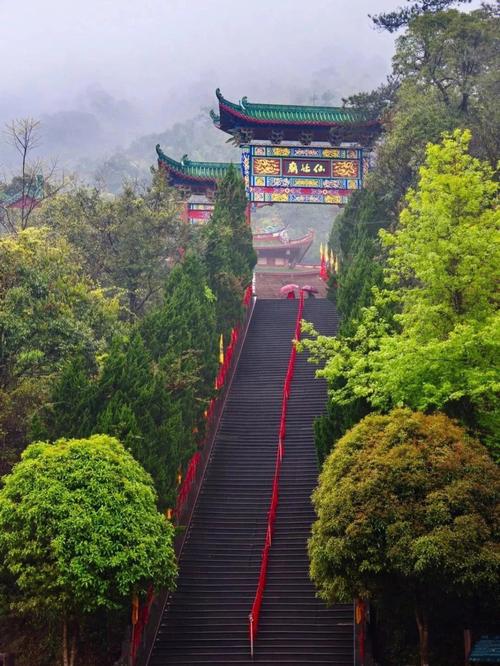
[130, 586, 154, 660]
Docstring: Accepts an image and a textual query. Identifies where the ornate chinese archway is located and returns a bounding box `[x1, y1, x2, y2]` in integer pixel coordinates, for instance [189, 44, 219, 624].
[156, 145, 231, 224]
[157, 91, 381, 280]
[211, 89, 380, 206]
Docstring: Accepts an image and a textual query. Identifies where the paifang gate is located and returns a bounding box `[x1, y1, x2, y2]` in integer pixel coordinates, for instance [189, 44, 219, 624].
[157, 89, 381, 267]
[212, 88, 380, 206]
[157, 88, 381, 216]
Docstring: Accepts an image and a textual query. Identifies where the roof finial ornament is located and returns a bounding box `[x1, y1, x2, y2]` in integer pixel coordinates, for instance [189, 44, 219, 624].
[155, 144, 163, 157]
[215, 88, 223, 101]
[181, 154, 190, 166]
[241, 96, 248, 109]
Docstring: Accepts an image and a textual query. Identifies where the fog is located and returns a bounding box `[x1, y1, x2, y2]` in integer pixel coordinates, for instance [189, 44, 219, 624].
[0, 0, 480, 182]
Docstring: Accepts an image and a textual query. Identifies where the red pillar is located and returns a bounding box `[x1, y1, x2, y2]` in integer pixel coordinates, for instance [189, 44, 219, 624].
[245, 202, 251, 226]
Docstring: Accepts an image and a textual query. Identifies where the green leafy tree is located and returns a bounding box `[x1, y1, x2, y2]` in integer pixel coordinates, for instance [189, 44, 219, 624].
[39, 254, 221, 509]
[38, 333, 192, 509]
[370, 0, 472, 32]
[382, 129, 497, 333]
[303, 130, 499, 457]
[0, 228, 119, 470]
[375, 129, 499, 448]
[330, 189, 391, 262]
[393, 9, 499, 117]
[313, 396, 371, 464]
[92, 334, 188, 508]
[336, 230, 384, 336]
[211, 163, 256, 281]
[203, 165, 256, 335]
[142, 253, 218, 382]
[317, 7, 498, 467]
[315, 191, 390, 460]
[141, 254, 218, 455]
[39, 170, 188, 317]
[342, 77, 400, 119]
[309, 409, 500, 666]
[30, 354, 96, 443]
[369, 81, 462, 212]
[371, 7, 498, 207]
[204, 222, 245, 337]
[0, 434, 177, 666]
[329, 5, 498, 339]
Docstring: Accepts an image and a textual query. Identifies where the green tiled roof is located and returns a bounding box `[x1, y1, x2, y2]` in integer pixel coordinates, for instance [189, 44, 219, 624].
[156, 144, 235, 181]
[215, 89, 372, 124]
[0, 175, 44, 206]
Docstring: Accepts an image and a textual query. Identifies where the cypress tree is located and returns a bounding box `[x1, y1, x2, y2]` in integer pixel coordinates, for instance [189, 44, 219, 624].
[337, 230, 384, 336]
[142, 253, 218, 384]
[141, 253, 218, 449]
[212, 163, 256, 281]
[31, 354, 96, 442]
[204, 165, 256, 335]
[91, 333, 187, 508]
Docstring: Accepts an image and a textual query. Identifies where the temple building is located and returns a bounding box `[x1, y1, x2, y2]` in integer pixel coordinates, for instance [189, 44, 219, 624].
[211, 90, 379, 206]
[253, 227, 314, 268]
[156, 145, 233, 199]
[158, 90, 382, 296]
[0, 175, 44, 210]
[157, 145, 316, 271]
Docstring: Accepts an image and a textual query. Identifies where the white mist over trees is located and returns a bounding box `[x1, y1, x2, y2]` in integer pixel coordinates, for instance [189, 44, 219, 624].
[1, 0, 403, 184]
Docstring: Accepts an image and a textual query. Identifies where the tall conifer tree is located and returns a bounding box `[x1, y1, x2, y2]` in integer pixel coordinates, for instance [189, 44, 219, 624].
[204, 165, 256, 335]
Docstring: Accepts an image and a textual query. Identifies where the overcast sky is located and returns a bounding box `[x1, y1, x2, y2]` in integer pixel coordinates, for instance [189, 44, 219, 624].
[0, 0, 483, 160]
[1, 1, 401, 123]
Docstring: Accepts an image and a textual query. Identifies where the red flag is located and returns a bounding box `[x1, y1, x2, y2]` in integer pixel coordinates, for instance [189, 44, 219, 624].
[320, 253, 328, 281]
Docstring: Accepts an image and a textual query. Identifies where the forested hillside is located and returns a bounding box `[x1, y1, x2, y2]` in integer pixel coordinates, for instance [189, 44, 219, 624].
[314, 2, 499, 457]
[0, 163, 255, 663]
[0, 1, 498, 664]
[302, 4, 499, 665]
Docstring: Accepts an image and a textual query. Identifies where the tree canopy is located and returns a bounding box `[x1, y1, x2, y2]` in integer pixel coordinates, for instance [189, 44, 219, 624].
[0, 434, 177, 665]
[31, 164, 252, 521]
[309, 409, 499, 666]
[305, 130, 499, 460]
[319, 5, 499, 474]
[39, 171, 188, 317]
[370, 0, 472, 32]
[203, 164, 256, 336]
[0, 141, 254, 665]
[0, 227, 119, 470]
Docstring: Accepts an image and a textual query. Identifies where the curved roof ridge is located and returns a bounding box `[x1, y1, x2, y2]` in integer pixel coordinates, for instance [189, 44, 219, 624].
[214, 89, 371, 123]
[156, 144, 237, 182]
